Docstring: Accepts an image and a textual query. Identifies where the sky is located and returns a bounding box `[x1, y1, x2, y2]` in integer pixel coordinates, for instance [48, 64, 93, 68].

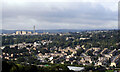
[1, 0, 119, 30]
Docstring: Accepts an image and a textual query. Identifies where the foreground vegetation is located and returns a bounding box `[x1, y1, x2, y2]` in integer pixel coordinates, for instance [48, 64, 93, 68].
[2, 61, 120, 72]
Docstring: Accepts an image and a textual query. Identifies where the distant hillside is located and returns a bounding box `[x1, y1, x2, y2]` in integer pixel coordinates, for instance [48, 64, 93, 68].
[1, 29, 116, 34]
[2, 29, 84, 34]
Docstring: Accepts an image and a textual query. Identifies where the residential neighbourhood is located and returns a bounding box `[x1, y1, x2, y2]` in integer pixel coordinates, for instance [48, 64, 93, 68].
[1, 30, 120, 72]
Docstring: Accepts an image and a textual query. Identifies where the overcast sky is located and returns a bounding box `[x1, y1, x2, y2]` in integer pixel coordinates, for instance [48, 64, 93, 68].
[2, 0, 119, 30]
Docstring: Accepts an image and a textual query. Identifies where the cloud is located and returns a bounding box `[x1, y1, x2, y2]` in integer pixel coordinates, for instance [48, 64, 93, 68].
[2, 1, 118, 30]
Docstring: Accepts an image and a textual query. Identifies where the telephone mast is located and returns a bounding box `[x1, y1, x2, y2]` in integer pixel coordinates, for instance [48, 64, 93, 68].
[33, 25, 35, 33]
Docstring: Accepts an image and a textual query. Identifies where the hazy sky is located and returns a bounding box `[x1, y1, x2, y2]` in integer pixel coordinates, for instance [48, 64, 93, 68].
[2, 0, 118, 30]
